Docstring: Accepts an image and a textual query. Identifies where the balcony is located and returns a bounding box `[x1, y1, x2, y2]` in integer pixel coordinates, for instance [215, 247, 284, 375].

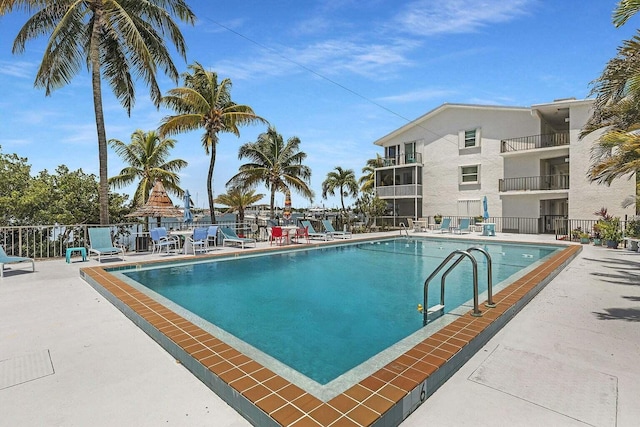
[501, 132, 569, 153]
[499, 175, 569, 192]
[376, 184, 423, 198]
[382, 152, 422, 166]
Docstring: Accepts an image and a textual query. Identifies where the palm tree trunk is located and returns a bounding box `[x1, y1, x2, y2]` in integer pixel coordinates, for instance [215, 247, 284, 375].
[270, 184, 276, 219]
[207, 134, 217, 223]
[90, 8, 109, 225]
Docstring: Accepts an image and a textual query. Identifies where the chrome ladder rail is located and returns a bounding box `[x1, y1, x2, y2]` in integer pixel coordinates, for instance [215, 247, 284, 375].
[422, 246, 495, 325]
[400, 223, 409, 237]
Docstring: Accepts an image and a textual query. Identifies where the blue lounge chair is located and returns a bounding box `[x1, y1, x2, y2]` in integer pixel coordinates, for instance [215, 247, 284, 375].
[219, 226, 256, 249]
[321, 219, 352, 239]
[453, 218, 470, 234]
[439, 218, 452, 233]
[0, 245, 35, 278]
[149, 227, 179, 254]
[301, 220, 332, 241]
[88, 227, 125, 262]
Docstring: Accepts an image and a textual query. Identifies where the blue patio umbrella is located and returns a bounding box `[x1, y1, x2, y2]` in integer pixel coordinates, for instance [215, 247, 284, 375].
[482, 196, 489, 220]
[183, 190, 193, 225]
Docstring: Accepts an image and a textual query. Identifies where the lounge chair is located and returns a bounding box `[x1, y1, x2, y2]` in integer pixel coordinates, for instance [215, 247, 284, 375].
[186, 227, 209, 255]
[322, 219, 352, 239]
[301, 220, 332, 241]
[438, 218, 452, 233]
[150, 227, 179, 254]
[0, 245, 35, 278]
[452, 218, 470, 234]
[219, 226, 256, 249]
[88, 227, 126, 262]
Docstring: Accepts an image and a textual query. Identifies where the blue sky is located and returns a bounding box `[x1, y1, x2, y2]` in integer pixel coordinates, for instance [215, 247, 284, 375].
[0, 0, 636, 211]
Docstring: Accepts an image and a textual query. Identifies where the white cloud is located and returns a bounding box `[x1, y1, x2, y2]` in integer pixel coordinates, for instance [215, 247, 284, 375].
[394, 0, 535, 36]
[377, 88, 457, 103]
[0, 60, 35, 78]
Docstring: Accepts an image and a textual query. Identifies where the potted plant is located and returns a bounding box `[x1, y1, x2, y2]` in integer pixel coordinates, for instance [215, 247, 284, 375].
[579, 232, 590, 244]
[474, 215, 485, 224]
[434, 214, 442, 224]
[571, 227, 583, 242]
[600, 217, 622, 248]
[591, 222, 602, 245]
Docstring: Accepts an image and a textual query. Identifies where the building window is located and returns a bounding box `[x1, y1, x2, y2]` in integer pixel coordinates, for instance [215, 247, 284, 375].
[460, 165, 480, 184]
[459, 128, 481, 149]
[457, 199, 481, 216]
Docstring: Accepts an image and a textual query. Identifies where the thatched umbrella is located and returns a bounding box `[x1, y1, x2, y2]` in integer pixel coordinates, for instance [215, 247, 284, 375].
[126, 179, 183, 228]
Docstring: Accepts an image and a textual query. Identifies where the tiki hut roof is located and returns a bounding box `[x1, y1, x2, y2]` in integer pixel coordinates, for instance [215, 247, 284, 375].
[126, 180, 183, 218]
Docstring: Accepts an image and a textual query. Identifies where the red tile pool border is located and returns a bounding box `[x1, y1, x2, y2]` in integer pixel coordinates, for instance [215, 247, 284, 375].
[80, 242, 580, 426]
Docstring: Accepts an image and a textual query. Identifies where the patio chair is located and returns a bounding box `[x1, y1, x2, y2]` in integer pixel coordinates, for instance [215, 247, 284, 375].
[207, 225, 219, 248]
[186, 227, 209, 255]
[293, 226, 309, 244]
[219, 226, 257, 249]
[322, 219, 352, 239]
[150, 227, 179, 254]
[0, 245, 35, 278]
[88, 227, 126, 262]
[301, 220, 332, 241]
[270, 226, 286, 246]
[438, 218, 452, 233]
[452, 218, 471, 234]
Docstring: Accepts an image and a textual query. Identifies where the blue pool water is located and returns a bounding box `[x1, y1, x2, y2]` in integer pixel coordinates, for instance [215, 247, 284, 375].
[122, 238, 558, 384]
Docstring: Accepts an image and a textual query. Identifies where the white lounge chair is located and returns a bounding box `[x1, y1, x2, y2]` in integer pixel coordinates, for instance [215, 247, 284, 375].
[219, 226, 256, 249]
[0, 245, 35, 278]
[322, 220, 352, 239]
[88, 227, 125, 262]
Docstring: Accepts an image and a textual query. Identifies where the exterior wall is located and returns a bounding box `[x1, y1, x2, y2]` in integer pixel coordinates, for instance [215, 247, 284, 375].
[373, 100, 637, 222]
[568, 103, 635, 219]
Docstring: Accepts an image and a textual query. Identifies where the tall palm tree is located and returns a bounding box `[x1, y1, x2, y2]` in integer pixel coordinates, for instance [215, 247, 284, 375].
[159, 62, 267, 223]
[226, 126, 314, 218]
[322, 166, 359, 219]
[359, 154, 385, 193]
[1, 0, 195, 225]
[214, 186, 264, 224]
[109, 130, 187, 206]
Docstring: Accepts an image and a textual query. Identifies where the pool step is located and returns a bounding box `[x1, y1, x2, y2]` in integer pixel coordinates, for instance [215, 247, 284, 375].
[427, 304, 445, 314]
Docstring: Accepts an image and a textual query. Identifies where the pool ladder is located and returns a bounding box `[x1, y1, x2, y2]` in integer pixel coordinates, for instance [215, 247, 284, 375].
[421, 246, 496, 326]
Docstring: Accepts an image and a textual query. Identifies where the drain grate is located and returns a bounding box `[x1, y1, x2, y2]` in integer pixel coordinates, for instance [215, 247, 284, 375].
[469, 345, 617, 427]
[0, 349, 55, 389]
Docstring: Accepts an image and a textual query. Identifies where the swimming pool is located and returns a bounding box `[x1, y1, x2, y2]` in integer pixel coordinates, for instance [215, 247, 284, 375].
[82, 235, 579, 426]
[115, 237, 558, 386]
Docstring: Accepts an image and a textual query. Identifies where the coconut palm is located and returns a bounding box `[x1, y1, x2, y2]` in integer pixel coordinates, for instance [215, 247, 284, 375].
[322, 166, 359, 219]
[159, 62, 267, 223]
[214, 186, 264, 224]
[359, 154, 385, 193]
[1, 0, 195, 225]
[226, 126, 313, 218]
[109, 130, 187, 206]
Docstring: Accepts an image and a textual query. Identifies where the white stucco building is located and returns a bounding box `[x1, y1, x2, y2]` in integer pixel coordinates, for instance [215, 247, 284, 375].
[372, 98, 636, 233]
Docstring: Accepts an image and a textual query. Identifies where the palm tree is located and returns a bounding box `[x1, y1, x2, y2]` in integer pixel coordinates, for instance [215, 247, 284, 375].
[359, 154, 385, 193]
[226, 126, 314, 218]
[159, 62, 267, 223]
[322, 166, 359, 219]
[109, 129, 187, 206]
[1, 0, 195, 225]
[214, 186, 264, 224]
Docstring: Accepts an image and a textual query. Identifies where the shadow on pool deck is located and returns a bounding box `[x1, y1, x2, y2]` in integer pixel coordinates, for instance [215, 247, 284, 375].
[1, 232, 640, 426]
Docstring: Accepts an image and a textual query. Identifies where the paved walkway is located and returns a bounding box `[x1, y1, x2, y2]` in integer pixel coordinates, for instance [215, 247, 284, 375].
[1, 233, 638, 426]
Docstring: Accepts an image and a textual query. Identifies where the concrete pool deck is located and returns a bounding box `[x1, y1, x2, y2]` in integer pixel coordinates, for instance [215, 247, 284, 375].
[1, 232, 639, 426]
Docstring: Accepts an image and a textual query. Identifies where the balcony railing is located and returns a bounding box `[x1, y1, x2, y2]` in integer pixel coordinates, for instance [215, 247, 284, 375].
[499, 175, 569, 192]
[501, 132, 570, 153]
[382, 152, 423, 166]
[376, 184, 423, 198]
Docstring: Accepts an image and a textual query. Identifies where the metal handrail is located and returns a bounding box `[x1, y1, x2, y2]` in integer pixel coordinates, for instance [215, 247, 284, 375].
[399, 223, 409, 237]
[422, 246, 495, 325]
[422, 250, 482, 325]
